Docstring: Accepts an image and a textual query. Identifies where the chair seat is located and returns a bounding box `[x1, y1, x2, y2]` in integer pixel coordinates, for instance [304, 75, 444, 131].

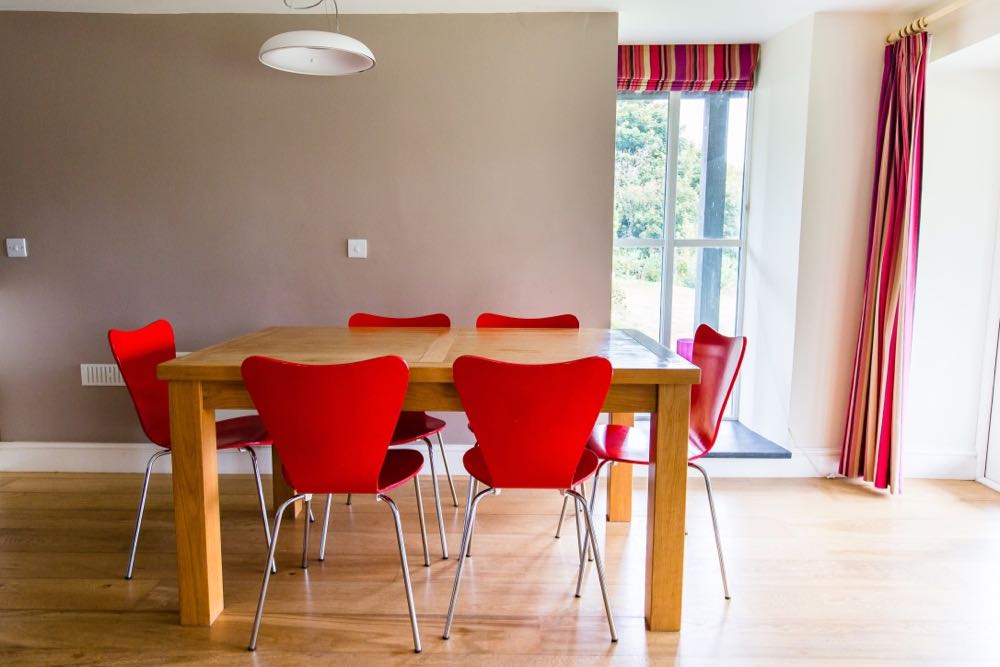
[214, 415, 271, 450]
[390, 411, 446, 445]
[586, 424, 648, 464]
[462, 445, 599, 489]
[283, 449, 424, 495]
[586, 424, 703, 464]
[378, 449, 425, 493]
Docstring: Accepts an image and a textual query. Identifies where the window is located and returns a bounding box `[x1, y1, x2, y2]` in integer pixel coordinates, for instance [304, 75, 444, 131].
[612, 91, 750, 414]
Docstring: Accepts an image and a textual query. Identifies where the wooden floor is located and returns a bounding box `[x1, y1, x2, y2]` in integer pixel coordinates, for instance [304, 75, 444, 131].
[1, 473, 999, 665]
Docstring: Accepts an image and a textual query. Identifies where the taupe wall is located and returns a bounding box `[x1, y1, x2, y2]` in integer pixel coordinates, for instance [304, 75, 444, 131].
[0, 11, 617, 442]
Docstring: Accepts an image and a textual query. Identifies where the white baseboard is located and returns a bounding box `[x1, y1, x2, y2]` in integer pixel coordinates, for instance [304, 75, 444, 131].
[903, 450, 978, 479]
[0, 441, 979, 480]
[0, 441, 466, 476]
[977, 477, 1000, 493]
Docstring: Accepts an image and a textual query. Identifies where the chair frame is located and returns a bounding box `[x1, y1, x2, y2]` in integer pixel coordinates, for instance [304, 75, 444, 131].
[111, 320, 272, 580]
[249, 489, 425, 653]
[126, 445, 271, 580]
[240, 353, 424, 653]
[559, 324, 745, 599]
[444, 481, 617, 642]
[341, 312, 457, 561]
[563, 456, 730, 599]
[444, 354, 617, 643]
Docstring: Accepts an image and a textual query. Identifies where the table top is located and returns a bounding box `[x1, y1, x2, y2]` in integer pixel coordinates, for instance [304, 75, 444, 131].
[157, 326, 700, 385]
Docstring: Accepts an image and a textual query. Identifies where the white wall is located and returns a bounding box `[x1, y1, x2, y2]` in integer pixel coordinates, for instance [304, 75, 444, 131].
[789, 13, 889, 458]
[740, 5, 1000, 480]
[738, 15, 813, 452]
[930, 0, 1000, 61]
[739, 12, 896, 475]
[904, 67, 1000, 478]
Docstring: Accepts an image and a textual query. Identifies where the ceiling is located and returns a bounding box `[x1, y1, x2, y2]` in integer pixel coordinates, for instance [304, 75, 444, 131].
[934, 32, 1000, 70]
[0, 1, 929, 42]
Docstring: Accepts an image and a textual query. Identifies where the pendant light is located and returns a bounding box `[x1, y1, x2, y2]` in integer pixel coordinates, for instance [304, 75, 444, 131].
[259, 0, 375, 76]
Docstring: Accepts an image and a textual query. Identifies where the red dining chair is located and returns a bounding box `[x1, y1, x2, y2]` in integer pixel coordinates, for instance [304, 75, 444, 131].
[331, 312, 453, 562]
[108, 319, 272, 580]
[242, 355, 425, 653]
[443, 355, 617, 642]
[475, 312, 580, 328]
[474, 312, 587, 553]
[568, 323, 746, 599]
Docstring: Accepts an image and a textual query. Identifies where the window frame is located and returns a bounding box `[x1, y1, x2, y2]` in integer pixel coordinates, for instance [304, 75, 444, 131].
[613, 90, 754, 417]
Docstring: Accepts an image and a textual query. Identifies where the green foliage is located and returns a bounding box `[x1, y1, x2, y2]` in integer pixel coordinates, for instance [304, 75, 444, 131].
[614, 100, 666, 241]
[613, 96, 743, 291]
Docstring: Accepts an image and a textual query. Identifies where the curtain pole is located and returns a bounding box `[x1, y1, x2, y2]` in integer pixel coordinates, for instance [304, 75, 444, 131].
[885, 0, 969, 44]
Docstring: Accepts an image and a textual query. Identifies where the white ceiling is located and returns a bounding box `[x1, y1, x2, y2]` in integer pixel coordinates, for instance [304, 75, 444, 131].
[933, 32, 1000, 70]
[0, 0, 929, 42]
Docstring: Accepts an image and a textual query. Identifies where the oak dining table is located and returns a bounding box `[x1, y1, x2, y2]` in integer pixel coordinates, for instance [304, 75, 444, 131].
[156, 326, 700, 632]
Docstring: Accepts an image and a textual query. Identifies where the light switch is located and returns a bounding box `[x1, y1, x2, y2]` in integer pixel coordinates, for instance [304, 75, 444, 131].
[347, 239, 367, 259]
[6, 238, 27, 258]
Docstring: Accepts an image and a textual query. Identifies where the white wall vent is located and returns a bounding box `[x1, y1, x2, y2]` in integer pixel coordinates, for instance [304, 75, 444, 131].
[81, 363, 125, 387]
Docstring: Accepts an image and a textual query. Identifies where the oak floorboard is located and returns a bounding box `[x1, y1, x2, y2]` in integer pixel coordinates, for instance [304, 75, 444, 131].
[0, 473, 998, 664]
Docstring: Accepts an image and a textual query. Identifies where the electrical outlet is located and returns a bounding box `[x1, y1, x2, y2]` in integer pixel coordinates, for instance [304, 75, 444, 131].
[6, 238, 27, 258]
[347, 239, 367, 259]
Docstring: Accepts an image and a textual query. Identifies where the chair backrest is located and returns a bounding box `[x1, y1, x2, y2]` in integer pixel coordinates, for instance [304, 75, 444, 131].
[453, 355, 611, 489]
[107, 319, 175, 447]
[476, 313, 579, 329]
[241, 355, 409, 494]
[689, 324, 747, 456]
[349, 313, 451, 327]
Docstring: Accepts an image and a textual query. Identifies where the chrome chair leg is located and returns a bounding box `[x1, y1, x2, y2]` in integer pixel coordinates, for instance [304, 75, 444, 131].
[443, 484, 496, 639]
[576, 461, 623, 594]
[124, 448, 170, 580]
[249, 494, 305, 651]
[241, 447, 276, 573]
[465, 479, 479, 557]
[576, 461, 614, 576]
[423, 437, 449, 559]
[689, 461, 731, 599]
[455, 478, 475, 562]
[436, 431, 459, 507]
[554, 495, 569, 538]
[319, 494, 333, 561]
[567, 488, 617, 642]
[573, 484, 585, 565]
[413, 476, 431, 567]
[301, 495, 312, 569]
[346, 493, 352, 506]
[579, 481, 594, 562]
[380, 494, 422, 653]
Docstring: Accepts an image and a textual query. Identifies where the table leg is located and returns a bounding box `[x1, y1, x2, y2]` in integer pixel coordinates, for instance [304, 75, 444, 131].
[270, 447, 302, 517]
[645, 384, 689, 631]
[606, 413, 634, 522]
[168, 381, 223, 626]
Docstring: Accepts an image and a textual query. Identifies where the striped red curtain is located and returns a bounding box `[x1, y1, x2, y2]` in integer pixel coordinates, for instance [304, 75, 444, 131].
[840, 33, 930, 493]
[617, 44, 760, 92]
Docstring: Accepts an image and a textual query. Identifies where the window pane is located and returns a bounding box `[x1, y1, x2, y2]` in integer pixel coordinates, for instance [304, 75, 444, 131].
[674, 93, 748, 240]
[674, 96, 704, 240]
[670, 246, 740, 346]
[612, 247, 662, 341]
[614, 99, 668, 240]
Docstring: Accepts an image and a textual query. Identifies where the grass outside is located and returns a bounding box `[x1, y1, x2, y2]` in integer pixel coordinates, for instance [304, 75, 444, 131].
[612, 277, 736, 346]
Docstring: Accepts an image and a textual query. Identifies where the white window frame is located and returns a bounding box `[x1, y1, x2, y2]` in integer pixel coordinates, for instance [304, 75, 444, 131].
[613, 90, 753, 417]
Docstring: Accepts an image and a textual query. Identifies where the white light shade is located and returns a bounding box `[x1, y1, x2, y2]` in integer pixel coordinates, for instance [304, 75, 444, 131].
[259, 30, 375, 76]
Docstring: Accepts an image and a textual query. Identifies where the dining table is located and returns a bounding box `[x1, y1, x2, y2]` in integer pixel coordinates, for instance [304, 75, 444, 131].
[157, 325, 700, 631]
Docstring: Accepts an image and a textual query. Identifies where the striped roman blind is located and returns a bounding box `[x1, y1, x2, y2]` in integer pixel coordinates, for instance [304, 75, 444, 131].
[617, 44, 760, 93]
